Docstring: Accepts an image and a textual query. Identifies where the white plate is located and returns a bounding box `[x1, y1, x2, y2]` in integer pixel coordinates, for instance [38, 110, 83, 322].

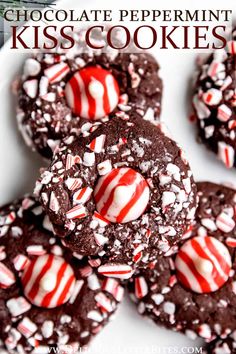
[0, 0, 235, 352]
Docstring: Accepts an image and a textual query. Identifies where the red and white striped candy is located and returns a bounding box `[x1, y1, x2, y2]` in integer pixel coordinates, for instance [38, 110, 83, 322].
[95, 292, 113, 312]
[87, 135, 106, 153]
[102, 278, 124, 302]
[94, 167, 150, 223]
[44, 62, 70, 84]
[13, 254, 29, 271]
[207, 61, 225, 78]
[216, 211, 235, 233]
[17, 317, 37, 338]
[92, 211, 110, 227]
[229, 119, 236, 130]
[79, 265, 92, 278]
[73, 187, 93, 205]
[21, 254, 76, 308]
[65, 154, 82, 171]
[227, 41, 236, 54]
[168, 275, 177, 287]
[113, 285, 124, 302]
[102, 278, 119, 295]
[66, 205, 88, 220]
[69, 279, 84, 304]
[133, 244, 144, 263]
[0, 262, 16, 288]
[198, 324, 212, 340]
[65, 177, 82, 191]
[202, 88, 222, 106]
[193, 95, 211, 119]
[65, 66, 120, 120]
[175, 236, 232, 293]
[226, 237, 236, 248]
[135, 276, 148, 299]
[4, 211, 16, 224]
[88, 258, 101, 267]
[218, 141, 235, 168]
[26, 245, 46, 256]
[98, 264, 133, 279]
[217, 104, 232, 122]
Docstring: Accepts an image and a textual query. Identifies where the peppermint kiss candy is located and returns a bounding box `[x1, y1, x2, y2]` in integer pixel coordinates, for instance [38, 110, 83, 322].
[21, 254, 76, 308]
[65, 66, 120, 120]
[94, 167, 150, 223]
[175, 236, 232, 293]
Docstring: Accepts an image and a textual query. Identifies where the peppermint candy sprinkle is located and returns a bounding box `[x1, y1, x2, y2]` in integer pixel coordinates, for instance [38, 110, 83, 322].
[94, 167, 150, 223]
[6, 297, 31, 317]
[17, 317, 37, 338]
[92, 211, 110, 227]
[98, 264, 133, 279]
[216, 211, 235, 233]
[95, 292, 113, 312]
[21, 254, 76, 308]
[102, 278, 124, 302]
[175, 236, 232, 293]
[66, 205, 88, 220]
[227, 40, 236, 54]
[135, 276, 148, 299]
[87, 135, 106, 153]
[13, 254, 29, 271]
[65, 66, 120, 120]
[0, 262, 16, 288]
[217, 104, 232, 122]
[44, 62, 70, 84]
[73, 187, 93, 205]
[202, 88, 222, 106]
[218, 142, 235, 168]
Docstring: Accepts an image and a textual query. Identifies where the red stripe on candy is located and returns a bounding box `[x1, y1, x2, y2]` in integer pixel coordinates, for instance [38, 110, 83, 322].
[117, 180, 147, 223]
[100, 169, 137, 217]
[27, 255, 54, 301]
[41, 261, 67, 307]
[178, 249, 211, 292]
[69, 75, 82, 117]
[94, 168, 120, 203]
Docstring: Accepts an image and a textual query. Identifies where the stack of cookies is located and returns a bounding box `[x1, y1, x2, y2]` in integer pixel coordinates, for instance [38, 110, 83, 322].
[0, 27, 236, 354]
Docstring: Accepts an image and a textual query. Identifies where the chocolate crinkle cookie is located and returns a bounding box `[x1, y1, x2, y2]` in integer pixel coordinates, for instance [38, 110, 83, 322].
[128, 182, 236, 342]
[35, 114, 197, 279]
[0, 196, 124, 353]
[15, 27, 162, 159]
[192, 28, 236, 168]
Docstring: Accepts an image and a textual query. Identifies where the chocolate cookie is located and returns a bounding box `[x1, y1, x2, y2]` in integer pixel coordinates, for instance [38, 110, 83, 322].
[128, 182, 236, 341]
[0, 197, 124, 353]
[35, 114, 197, 278]
[192, 28, 236, 168]
[16, 28, 162, 158]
